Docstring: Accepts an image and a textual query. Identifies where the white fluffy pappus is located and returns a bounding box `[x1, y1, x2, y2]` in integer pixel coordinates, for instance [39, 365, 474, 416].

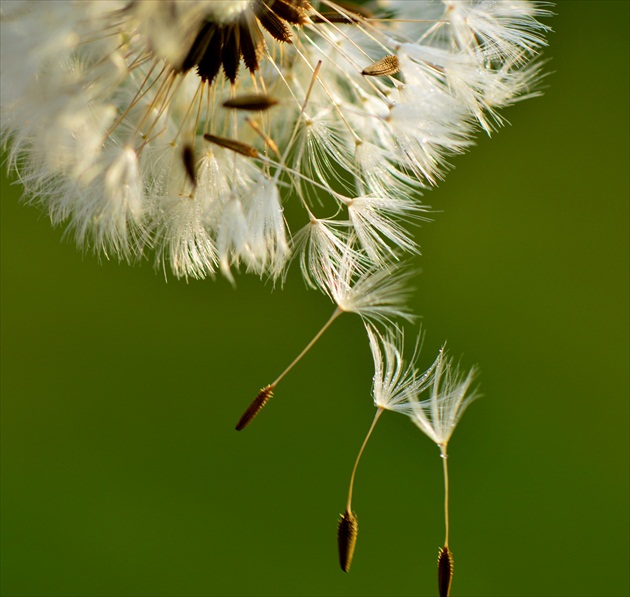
[1, 0, 551, 291]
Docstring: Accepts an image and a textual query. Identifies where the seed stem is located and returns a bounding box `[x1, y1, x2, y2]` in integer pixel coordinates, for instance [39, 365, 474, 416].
[346, 407, 384, 512]
[440, 443, 450, 547]
[272, 307, 343, 387]
[236, 308, 343, 431]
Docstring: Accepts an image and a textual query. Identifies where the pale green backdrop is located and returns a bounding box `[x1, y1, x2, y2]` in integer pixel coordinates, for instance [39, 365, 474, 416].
[2, 1, 628, 596]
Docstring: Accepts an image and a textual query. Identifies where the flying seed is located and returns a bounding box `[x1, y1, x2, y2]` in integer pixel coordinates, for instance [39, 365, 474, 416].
[203, 134, 259, 158]
[223, 94, 279, 111]
[337, 509, 358, 572]
[437, 546, 454, 597]
[235, 385, 275, 431]
[362, 55, 399, 77]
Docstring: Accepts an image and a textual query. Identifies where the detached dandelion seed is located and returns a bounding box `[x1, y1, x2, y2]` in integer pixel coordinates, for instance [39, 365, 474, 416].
[407, 347, 479, 597]
[236, 254, 415, 429]
[337, 323, 441, 571]
[235, 306, 342, 430]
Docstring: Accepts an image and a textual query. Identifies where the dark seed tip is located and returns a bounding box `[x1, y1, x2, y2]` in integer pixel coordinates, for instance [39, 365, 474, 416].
[182, 144, 197, 187]
[235, 385, 274, 431]
[337, 509, 358, 572]
[437, 545, 454, 597]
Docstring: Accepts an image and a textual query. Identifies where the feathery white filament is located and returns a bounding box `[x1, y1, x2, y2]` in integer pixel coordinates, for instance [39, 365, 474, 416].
[1, 0, 550, 296]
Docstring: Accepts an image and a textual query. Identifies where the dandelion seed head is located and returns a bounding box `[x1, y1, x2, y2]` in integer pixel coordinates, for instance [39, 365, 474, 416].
[1, 0, 550, 295]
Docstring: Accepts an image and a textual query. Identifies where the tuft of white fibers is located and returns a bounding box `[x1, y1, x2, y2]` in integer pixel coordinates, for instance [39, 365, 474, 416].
[407, 345, 480, 448]
[245, 178, 290, 279]
[365, 323, 442, 414]
[321, 249, 416, 323]
[1, 0, 551, 296]
[345, 194, 424, 264]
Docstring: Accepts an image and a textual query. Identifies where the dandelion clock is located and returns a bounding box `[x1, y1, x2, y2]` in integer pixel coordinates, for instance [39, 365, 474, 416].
[0, 1, 551, 593]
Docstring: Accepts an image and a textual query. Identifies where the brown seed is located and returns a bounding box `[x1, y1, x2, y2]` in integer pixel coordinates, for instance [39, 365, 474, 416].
[362, 55, 400, 77]
[182, 21, 216, 74]
[437, 545, 454, 597]
[254, 0, 294, 44]
[337, 509, 358, 572]
[195, 24, 224, 84]
[221, 24, 240, 83]
[263, 0, 309, 25]
[203, 134, 259, 158]
[239, 11, 264, 73]
[223, 94, 279, 111]
[235, 385, 275, 431]
[182, 144, 197, 187]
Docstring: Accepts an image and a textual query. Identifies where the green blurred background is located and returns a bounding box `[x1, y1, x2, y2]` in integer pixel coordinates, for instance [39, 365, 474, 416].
[1, 2, 628, 596]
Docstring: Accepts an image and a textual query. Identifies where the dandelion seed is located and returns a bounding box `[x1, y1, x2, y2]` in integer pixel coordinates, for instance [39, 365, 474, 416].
[344, 195, 424, 266]
[222, 93, 279, 111]
[406, 347, 479, 596]
[337, 323, 441, 569]
[235, 257, 414, 429]
[310, 12, 359, 25]
[203, 134, 260, 159]
[335, 325, 476, 583]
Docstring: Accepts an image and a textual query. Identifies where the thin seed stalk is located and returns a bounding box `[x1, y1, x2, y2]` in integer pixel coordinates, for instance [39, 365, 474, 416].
[437, 444, 453, 597]
[235, 308, 343, 430]
[272, 307, 342, 387]
[440, 443, 449, 547]
[346, 407, 384, 512]
[336, 407, 384, 573]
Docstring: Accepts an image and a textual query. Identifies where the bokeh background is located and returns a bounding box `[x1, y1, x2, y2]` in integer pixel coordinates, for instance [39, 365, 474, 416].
[1, 1, 628, 596]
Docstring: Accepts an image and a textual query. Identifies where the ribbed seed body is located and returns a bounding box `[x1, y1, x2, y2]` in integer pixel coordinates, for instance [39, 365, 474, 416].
[337, 510, 358, 572]
[235, 385, 274, 431]
[437, 546, 454, 597]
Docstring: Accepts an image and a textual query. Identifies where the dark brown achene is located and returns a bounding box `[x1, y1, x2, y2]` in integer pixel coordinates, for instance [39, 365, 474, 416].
[437, 546, 454, 597]
[180, 0, 311, 83]
[235, 385, 275, 431]
[337, 509, 358, 572]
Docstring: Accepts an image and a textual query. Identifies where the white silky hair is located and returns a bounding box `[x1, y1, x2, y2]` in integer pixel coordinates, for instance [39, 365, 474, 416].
[1, 0, 550, 298]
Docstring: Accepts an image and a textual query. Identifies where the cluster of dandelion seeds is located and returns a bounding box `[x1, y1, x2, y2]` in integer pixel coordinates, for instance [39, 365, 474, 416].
[336, 324, 478, 595]
[1, 0, 551, 593]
